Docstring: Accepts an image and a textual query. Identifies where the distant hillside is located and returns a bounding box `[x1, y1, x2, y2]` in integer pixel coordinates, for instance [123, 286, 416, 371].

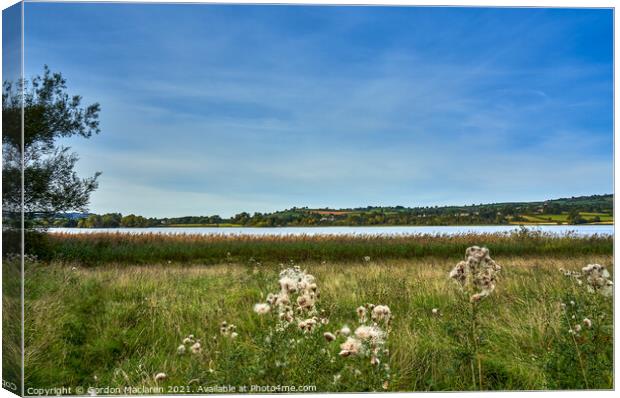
[49, 194, 613, 228]
[308, 194, 613, 215]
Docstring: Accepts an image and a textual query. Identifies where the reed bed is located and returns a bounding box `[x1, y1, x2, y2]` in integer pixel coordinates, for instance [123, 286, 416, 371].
[42, 230, 612, 265]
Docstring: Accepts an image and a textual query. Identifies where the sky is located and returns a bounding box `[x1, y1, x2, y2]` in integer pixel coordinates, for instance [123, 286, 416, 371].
[22, 3, 613, 218]
[2, 2, 21, 84]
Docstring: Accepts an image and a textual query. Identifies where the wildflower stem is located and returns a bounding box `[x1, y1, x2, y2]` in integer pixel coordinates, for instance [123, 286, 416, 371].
[467, 300, 476, 390]
[478, 354, 482, 391]
[562, 309, 590, 389]
[470, 301, 483, 390]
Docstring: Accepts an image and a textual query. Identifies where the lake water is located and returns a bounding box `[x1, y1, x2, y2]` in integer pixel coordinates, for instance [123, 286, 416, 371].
[49, 225, 614, 237]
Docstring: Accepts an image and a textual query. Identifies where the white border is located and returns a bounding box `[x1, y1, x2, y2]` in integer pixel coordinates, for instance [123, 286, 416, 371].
[0, 1, 617, 398]
[7, 0, 620, 7]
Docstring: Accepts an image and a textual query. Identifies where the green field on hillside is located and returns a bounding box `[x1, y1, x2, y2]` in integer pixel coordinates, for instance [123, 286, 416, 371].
[514, 212, 612, 225]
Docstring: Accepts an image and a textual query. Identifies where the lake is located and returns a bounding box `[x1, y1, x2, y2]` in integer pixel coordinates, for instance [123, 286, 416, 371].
[49, 225, 614, 236]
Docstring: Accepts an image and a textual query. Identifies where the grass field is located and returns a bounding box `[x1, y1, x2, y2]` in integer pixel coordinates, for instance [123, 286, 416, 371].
[515, 213, 613, 224]
[17, 248, 614, 392]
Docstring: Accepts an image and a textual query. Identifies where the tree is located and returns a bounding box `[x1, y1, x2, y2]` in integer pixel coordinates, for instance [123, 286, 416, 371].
[567, 209, 586, 225]
[101, 213, 122, 228]
[2, 66, 101, 227]
[543, 202, 561, 215]
[120, 214, 150, 228]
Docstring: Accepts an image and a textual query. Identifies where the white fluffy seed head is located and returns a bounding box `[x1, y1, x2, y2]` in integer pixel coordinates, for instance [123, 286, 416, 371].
[253, 303, 271, 315]
[298, 318, 318, 332]
[581, 264, 613, 296]
[275, 293, 290, 306]
[372, 305, 391, 322]
[450, 246, 501, 303]
[354, 325, 385, 344]
[339, 337, 362, 356]
[190, 342, 202, 354]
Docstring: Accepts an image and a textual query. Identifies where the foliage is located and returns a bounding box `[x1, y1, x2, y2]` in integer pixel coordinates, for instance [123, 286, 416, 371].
[49, 194, 613, 228]
[22, 255, 613, 391]
[567, 209, 587, 225]
[2, 257, 22, 394]
[44, 230, 612, 265]
[2, 66, 101, 226]
[544, 272, 613, 389]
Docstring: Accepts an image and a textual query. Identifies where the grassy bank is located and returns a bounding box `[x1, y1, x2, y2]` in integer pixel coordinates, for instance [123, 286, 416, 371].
[42, 230, 613, 265]
[22, 255, 613, 392]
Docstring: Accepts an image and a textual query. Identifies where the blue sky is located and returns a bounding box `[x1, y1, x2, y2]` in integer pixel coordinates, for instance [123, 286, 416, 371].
[23, 3, 613, 218]
[2, 2, 21, 84]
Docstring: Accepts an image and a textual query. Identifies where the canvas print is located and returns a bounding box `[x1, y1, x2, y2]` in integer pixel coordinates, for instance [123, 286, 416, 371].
[2, 1, 614, 395]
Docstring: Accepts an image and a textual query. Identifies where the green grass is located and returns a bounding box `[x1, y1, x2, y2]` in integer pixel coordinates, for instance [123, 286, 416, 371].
[519, 214, 565, 223]
[39, 230, 613, 265]
[580, 213, 614, 222]
[2, 257, 22, 394]
[21, 254, 613, 392]
[517, 213, 612, 224]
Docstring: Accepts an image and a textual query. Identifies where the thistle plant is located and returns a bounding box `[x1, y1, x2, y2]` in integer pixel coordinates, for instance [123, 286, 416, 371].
[334, 303, 392, 390]
[254, 265, 323, 329]
[548, 263, 613, 389]
[581, 264, 613, 297]
[449, 246, 501, 303]
[449, 246, 501, 390]
[253, 266, 391, 390]
[250, 265, 334, 384]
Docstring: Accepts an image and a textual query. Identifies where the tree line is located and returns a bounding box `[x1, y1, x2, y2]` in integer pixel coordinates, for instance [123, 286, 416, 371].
[48, 194, 613, 228]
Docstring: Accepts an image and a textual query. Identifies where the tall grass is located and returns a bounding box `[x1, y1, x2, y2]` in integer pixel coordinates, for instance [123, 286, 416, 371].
[42, 230, 612, 265]
[2, 257, 22, 394]
[21, 255, 613, 392]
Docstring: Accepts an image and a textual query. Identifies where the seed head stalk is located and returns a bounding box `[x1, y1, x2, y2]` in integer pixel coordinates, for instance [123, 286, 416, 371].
[465, 293, 484, 390]
[562, 308, 589, 389]
[470, 301, 483, 390]
[450, 246, 501, 391]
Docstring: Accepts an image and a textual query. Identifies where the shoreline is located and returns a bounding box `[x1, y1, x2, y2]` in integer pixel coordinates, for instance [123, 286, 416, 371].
[46, 223, 614, 230]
